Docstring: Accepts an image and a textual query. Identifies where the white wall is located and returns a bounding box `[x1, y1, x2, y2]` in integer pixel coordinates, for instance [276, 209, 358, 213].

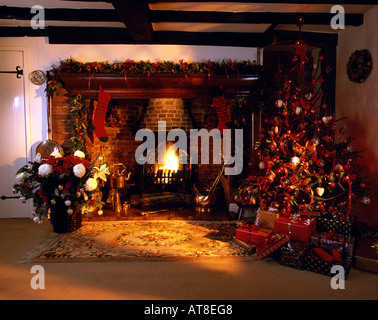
[336, 6, 378, 228]
[0, 37, 258, 160]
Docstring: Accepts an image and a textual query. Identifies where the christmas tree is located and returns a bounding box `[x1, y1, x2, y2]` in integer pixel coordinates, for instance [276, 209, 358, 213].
[235, 41, 371, 220]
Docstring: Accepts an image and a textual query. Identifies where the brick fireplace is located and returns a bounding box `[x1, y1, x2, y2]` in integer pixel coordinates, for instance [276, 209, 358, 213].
[49, 72, 260, 219]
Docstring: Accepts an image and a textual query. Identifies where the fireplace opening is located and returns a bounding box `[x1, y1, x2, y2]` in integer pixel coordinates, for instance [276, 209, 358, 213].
[142, 140, 192, 193]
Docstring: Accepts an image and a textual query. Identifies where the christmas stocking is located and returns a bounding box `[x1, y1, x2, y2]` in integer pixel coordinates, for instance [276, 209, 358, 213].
[92, 86, 111, 142]
[211, 87, 231, 134]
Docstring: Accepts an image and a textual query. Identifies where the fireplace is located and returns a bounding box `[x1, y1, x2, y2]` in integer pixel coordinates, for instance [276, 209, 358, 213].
[49, 71, 260, 219]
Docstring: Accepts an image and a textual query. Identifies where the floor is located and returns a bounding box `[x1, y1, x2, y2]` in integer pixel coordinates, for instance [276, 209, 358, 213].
[0, 216, 377, 301]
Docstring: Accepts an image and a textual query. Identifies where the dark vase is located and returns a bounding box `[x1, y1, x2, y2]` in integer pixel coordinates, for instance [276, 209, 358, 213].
[50, 200, 82, 233]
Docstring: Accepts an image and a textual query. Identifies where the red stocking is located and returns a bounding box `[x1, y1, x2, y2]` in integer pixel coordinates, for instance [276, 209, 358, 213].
[211, 87, 231, 134]
[92, 86, 111, 142]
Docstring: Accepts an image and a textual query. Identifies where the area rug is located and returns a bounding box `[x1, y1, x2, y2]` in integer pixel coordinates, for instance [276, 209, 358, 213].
[19, 220, 257, 263]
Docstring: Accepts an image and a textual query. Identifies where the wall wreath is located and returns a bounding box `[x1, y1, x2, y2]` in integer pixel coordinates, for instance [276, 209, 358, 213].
[347, 49, 373, 83]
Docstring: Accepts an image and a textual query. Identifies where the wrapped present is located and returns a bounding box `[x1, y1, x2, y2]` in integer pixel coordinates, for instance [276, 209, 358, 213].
[303, 252, 351, 279]
[280, 241, 310, 270]
[235, 224, 272, 245]
[256, 233, 289, 260]
[254, 208, 279, 230]
[233, 237, 258, 254]
[310, 232, 347, 256]
[355, 239, 378, 274]
[313, 247, 334, 261]
[274, 216, 316, 243]
[316, 216, 356, 238]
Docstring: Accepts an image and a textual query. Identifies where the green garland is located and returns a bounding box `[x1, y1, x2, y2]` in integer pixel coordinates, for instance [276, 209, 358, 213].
[46, 58, 264, 96]
[69, 94, 89, 154]
[47, 58, 268, 154]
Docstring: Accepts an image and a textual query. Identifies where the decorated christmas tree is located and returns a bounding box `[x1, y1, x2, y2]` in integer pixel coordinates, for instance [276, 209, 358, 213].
[235, 41, 371, 221]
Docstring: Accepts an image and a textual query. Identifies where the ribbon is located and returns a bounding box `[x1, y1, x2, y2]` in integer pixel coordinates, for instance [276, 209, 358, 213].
[207, 59, 213, 83]
[123, 59, 134, 88]
[228, 59, 240, 78]
[179, 59, 192, 85]
[343, 175, 353, 218]
[147, 60, 163, 78]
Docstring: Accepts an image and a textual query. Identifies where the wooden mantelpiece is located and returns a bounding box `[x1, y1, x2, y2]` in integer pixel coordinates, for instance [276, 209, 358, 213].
[57, 72, 260, 99]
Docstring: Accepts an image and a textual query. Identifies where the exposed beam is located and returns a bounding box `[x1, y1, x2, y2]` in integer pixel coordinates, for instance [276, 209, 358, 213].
[109, 0, 153, 41]
[148, 0, 378, 4]
[0, 26, 338, 47]
[150, 10, 364, 26]
[0, 6, 120, 22]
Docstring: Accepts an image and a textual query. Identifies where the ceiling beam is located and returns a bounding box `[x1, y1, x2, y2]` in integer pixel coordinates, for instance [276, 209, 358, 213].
[150, 10, 364, 26]
[0, 26, 337, 47]
[0, 6, 120, 22]
[109, 0, 153, 41]
[148, 0, 378, 4]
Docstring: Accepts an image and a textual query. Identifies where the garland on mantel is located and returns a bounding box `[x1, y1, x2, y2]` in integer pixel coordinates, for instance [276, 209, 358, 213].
[47, 58, 270, 153]
[46, 58, 264, 97]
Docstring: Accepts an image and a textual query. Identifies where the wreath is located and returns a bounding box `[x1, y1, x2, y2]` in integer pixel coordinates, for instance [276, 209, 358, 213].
[347, 49, 373, 83]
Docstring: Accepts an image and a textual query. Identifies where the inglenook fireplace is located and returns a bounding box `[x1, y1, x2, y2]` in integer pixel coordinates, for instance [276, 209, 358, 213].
[49, 71, 260, 219]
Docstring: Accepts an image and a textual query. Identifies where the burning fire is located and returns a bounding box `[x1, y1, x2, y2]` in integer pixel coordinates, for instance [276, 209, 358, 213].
[155, 146, 179, 175]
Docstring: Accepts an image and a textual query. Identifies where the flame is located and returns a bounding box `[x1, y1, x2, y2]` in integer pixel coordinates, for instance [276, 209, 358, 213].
[155, 146, 179, 176]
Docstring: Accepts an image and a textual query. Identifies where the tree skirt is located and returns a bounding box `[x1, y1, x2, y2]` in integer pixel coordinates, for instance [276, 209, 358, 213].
[19, 221, 257, 263]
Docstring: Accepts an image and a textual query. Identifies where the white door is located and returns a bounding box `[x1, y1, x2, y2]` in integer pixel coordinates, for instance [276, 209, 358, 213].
[0, 50, 29, 218]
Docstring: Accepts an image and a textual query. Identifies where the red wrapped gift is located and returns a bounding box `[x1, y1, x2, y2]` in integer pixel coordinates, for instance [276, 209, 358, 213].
[235, 224, 272, 245]
[274, 216, 316, 243]
[256, 233, 290, 260]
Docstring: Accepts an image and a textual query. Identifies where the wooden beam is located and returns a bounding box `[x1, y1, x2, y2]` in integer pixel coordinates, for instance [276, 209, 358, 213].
[0, 26, 338, 47]
[150, 10, 364, 26]
[148, 0, 378, 4]
[109, 0, 153, 41]
[0, 6, 120, 22]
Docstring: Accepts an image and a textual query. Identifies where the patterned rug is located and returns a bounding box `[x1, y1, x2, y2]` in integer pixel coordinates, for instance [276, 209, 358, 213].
[19, 220, 256, 263]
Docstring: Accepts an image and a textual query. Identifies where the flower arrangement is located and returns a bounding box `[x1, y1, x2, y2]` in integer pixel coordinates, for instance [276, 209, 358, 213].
[13, 148, 109, 230]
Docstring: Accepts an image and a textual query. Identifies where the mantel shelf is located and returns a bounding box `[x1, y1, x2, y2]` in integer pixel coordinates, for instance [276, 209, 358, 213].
[57, 72, 260, 99]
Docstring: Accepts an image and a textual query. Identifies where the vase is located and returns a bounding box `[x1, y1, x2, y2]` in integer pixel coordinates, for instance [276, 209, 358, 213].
[50, 200, 82, 233]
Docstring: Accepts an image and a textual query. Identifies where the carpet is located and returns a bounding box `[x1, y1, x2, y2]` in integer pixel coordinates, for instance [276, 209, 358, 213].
[19, 220, 257, 263]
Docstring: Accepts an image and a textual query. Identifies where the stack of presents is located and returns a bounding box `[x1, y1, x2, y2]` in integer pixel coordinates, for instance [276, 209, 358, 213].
[234, 208, 378, 278]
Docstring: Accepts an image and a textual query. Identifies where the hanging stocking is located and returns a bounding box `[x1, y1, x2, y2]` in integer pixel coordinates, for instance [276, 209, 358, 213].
[92, 86, 111, 142]
[211, 86, 231, 134]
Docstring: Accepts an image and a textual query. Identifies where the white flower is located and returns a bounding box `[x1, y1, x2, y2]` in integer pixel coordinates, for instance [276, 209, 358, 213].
[73, 163, 86, 178]
[35, 153, 42, 163]
[93, 164, 110, 182]
[84, 178, 98, 192]
[38, 164, 53, 177]
[50, 147, 62, 158]
[74, 150, 86, 159]
[15, 172, 29, 184]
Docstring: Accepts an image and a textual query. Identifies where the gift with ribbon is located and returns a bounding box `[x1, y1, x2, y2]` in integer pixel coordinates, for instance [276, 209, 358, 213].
[254, 208, 279, 230]
[235, 224, 273, 245]
[280, 240, 310, 270]
[274, 216, 316, 243]
[310, 231, 354, 257]
[256, 232, 290, 260]
[316, 216, 356, 238]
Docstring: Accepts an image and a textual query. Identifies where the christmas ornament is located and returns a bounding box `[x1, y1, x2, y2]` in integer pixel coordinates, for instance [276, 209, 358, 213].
[65, 200, 71, 206]
[275, 100, 284, 108]
[67, 208, 73, 215]
[50, 199, 56, 205]
[316, 187, 325, 197]
[361, 196, 371, 205]
[291, 157, 300, 167]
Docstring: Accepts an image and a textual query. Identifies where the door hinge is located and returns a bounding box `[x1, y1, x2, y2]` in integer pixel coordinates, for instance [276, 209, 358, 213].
[0, 66, 23, 79]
